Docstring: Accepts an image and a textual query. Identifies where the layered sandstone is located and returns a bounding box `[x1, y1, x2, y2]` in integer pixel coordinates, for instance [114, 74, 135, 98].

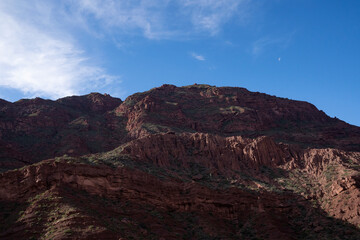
[1, 159, 359, 240]
[1, 84, 360, 239]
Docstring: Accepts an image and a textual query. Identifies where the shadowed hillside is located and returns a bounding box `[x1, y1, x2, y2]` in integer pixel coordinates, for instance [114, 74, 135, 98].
[1, 84, 360, 239]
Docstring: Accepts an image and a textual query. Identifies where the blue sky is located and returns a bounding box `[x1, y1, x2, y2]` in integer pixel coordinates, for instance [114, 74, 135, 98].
[0, 0, 359, 126]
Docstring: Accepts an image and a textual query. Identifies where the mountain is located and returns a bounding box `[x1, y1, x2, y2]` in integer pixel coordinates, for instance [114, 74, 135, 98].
[0, 93, 125, 172]
[1, 84, 360, 239]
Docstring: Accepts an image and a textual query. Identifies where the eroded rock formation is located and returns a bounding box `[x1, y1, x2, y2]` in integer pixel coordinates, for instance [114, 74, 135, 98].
[1, 84, 360, 239]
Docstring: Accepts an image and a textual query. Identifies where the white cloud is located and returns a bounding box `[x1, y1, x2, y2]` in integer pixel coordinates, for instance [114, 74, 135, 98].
[66, 0, 176, 39]
[0, 0, 254, 99]
[181, 0, 247, 35]
[67, 0, 250, 39]
[190, 52, 205, 61]
[0, 0, 117, 99]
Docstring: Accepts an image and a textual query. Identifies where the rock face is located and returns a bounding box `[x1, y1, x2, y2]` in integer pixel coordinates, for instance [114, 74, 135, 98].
[1, 84, 360, 239]
[0, 93, 126, 172]
[1, 159, 360, 240]
[121, 133, 288, 174]
[116, 84, 360, 151]
[1, 84, 359, 172]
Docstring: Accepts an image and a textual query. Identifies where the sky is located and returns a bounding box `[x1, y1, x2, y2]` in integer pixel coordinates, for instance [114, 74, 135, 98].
[0, 0, 359, 126]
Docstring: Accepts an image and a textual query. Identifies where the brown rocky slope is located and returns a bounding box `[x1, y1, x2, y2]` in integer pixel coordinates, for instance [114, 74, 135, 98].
[1, 84, 360, 239]
[0, 93, 126, 172]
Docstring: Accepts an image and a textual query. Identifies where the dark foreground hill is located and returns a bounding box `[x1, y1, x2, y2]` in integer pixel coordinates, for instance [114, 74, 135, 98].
[1, 84, 360, 239]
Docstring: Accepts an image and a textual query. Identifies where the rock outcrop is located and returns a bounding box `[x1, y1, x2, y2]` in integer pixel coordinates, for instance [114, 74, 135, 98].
[1, 84, 360, 172]
[116, 84, 360, 151]
[121, 133, 290, 174]
[1, 84, 360, 239]
[0, 93, 126, 171]
[1, 159, 360, 240]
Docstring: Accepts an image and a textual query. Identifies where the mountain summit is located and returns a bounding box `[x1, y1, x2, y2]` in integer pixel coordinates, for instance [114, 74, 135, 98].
[1, 84, 360, 239]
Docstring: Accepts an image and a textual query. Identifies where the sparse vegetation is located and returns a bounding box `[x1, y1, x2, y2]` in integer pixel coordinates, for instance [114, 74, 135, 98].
[1, 85, 360, 239]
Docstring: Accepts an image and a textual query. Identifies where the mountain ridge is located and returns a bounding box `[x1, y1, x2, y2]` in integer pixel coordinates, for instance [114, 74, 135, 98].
[1, 84, 360, 239]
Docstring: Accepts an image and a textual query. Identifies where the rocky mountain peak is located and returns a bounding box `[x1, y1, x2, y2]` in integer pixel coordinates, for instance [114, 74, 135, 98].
[1, 84, 360, 239]
[57, 92, 122, 113]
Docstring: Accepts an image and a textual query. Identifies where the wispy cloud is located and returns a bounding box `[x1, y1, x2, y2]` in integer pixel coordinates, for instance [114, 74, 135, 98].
[181, 0, 248, 35]
[190, 52, 205, 61]
[252, 33, 295, 56]
[67, 0, 251, 39]
[0, 0, 117, 99]
[0, 0, 254, 99]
